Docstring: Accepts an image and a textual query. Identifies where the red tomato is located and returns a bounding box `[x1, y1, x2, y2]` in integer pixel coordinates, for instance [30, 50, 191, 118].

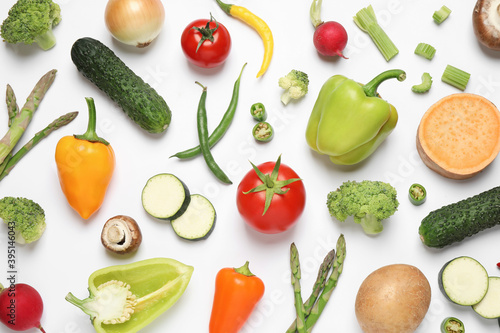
[180, 18, 231, 68]
[236, 159, 306, 234]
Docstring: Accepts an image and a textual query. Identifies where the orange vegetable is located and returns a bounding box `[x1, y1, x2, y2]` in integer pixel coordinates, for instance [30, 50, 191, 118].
[209, 261, 265, 333]
[417, 93, 500, 179]
[55, 98, 115, 219]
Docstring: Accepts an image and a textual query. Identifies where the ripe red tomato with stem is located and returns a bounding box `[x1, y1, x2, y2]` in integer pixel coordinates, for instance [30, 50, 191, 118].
[237, 155, 306, 234]
[181, 15, 231, 68]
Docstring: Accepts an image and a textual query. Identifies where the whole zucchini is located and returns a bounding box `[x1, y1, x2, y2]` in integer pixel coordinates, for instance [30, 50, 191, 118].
[71, 37, 171, 133]
[419, 186, 500, 248]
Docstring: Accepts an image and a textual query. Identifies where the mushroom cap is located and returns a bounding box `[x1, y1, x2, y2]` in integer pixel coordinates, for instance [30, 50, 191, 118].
[473, 0, 500, 50]
[101, 215, 142, 254]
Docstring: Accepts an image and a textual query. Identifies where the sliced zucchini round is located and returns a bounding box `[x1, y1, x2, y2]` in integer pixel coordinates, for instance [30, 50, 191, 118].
[171, 194, 216, 241]
[438, 256, 489, 306]
[141, 174, 190, 220]
[473, 277, 500, 319]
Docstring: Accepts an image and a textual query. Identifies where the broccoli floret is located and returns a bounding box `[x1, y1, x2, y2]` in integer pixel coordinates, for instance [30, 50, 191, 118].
[326, 180, 399, 234]
[1, 0, 61, 50]
[0, 197, 46, 244]
[278, 70, 309, 105]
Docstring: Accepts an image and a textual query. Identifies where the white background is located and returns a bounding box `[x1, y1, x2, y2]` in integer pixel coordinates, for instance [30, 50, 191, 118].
[0, 0, 499, 332]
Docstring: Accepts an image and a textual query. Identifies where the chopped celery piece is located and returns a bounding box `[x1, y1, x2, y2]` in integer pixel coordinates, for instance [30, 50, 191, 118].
[353, 5, 399, 61]
[412, 73, 433, 93]
[414, 43, 436, 60]
[441, 65, 470, 91]
[433, 6, 451, 24]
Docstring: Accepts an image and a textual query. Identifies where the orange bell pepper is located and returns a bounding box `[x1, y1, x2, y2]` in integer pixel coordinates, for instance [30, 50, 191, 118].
[55, 97, 115, 219]
[209, 261, 265, 333]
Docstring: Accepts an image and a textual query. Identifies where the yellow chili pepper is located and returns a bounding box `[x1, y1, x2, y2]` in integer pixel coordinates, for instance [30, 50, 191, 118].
[216, 0, 273, 78]
[55, 98, 115, 219]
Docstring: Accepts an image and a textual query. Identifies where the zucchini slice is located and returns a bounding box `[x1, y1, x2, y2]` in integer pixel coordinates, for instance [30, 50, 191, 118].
[171, 194, 216, 241]
[142, 174, 190, 220]
[438, 256, 489, 306]
[473, 277, 500, 318]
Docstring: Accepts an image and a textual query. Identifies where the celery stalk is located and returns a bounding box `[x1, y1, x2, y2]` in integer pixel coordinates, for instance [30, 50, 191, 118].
[433, 6, 451, 24]
[441, 65, 470, 91]
[414, 43, 436, 60]
[353, 5, 399, 61]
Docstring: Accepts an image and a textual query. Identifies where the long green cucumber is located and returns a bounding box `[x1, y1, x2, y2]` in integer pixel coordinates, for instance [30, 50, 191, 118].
[71, 37, 171, 134]
[419, 186, 500, 248]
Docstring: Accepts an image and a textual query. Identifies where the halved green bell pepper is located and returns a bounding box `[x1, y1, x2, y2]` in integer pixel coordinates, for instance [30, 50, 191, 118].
[305, 69, 405, 165]
[65, 258, 194, 333]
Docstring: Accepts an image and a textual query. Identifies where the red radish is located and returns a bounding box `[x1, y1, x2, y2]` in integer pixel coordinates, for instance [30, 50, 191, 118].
[0, 283, 46, 332]
[310, 0, 348, 58]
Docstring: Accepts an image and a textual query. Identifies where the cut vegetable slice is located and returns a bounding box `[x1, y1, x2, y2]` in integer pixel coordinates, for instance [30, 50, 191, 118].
[441, 65, 470, 91]
[417, 93, 500, 179]
[433, 5, 452, 24]
[438, 256, 489, 306]
[142, 174, 191, 220]
[473, 277, 500, 318]
[171, 194, 216, 241]
[414, 43, 436, 60]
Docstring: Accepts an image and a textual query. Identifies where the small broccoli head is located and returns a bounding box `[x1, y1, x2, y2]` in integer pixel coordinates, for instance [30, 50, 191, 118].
[1, 0, 62, 50]
[278, 70, 309, 105]
[326, 180, 399, 234]
[0, 197, 46, 244]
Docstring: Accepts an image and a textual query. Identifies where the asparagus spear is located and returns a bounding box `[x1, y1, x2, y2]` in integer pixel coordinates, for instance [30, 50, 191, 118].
[286, 249, 336, 333]
[6, 84, 18, 127]
[290, 243, 306, 333]
[304, 234, 346, 332]
[0, 69, 57, 164]
[0, 111, 78, 181]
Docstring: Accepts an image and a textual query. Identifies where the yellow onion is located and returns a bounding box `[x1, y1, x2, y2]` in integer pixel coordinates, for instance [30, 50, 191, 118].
[105, 0, 165, 48]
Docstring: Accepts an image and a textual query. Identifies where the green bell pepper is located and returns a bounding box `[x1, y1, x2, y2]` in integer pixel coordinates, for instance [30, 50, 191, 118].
[65, 258, 194, 333]
[305, 69, 405, 165]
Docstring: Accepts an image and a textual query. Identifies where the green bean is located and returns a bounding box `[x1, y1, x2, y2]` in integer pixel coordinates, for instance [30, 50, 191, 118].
[196, 82, 232, 184]
[171, 63, 246, 159]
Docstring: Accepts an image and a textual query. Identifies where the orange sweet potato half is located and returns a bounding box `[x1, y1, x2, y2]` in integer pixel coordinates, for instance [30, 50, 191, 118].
[417, 93, 500, 179]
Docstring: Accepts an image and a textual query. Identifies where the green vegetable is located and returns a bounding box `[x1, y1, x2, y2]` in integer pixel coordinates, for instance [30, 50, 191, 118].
[6, 84, 18, 127]
[171, 194, 216, 241]
[278, 70, 309, 105]
[441, 317, 465, 333]
[0, 69, 56, 165]
[442, 65, 470, 91]
[414, 43, 436, 60]
[286, 249, 335, 333]
[71, 37, 171, 134]
[412, 73, 433, 93]
[472, 276, 500, 319]
[419, 186, 500, 248]
[326, 180, 399, 234]
[408, 183, 426, 205]
[0, 197, 46, 244]
[250, 102, 267, 121]
[0, 111, 78, 181]
[65, 258, 194, 333]
[433, 5, 452, 24]
[252, 121, 274, 142]
[306, 69, 405, 165]
[195, 82, 232, 184]
[353, 5, 399, 61]
[290, 243, 306, 333]
[0, 0, 61, 50]
[170, 63, 246, 159]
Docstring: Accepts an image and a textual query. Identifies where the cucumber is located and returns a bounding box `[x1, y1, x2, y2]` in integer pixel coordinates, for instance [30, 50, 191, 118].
[171, 194, 216, 241]
[472, 276, 500, 318]
[438, 256, 489, 306]
[142, 174, 190, 220]
[71, 37, 171, 133]
[418, 186, 500, 248]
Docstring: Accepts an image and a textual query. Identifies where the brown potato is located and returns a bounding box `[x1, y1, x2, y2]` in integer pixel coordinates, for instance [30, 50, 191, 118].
[355, 264, 431, 333]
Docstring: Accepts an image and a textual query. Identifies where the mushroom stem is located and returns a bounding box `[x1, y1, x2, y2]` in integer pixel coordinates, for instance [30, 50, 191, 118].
[107, 224, 127, 244]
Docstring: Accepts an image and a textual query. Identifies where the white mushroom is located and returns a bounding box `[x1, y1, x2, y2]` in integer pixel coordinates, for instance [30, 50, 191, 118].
[101, 215, 142, 254]
[473, 0, 500, 50]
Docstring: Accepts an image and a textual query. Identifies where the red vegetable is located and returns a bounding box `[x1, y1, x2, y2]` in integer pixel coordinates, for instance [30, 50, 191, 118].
[0, 283, 46, 332]
[209, 261, 265, 333]
[236, 155, 306, 234]
[180, 15, 231, 68]
[310, 0, 348, 58]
